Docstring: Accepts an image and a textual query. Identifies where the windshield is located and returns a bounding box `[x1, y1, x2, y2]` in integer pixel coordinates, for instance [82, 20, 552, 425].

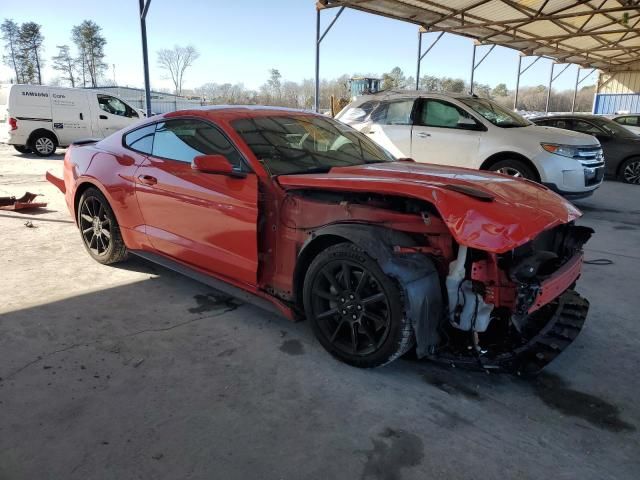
[231, 114, 395, 175]
[459, 98, 530, 128]
[592, 117, 637, 138]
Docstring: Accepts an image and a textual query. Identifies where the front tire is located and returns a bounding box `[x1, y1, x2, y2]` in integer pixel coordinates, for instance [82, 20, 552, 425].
[77, 188, 128, 265]
[489, 159, 537, 180]
[30, 132, 57, 157]
[13, 145, 31, 154]
[303, 242, 414, 368]
[620, 157, 640, 185]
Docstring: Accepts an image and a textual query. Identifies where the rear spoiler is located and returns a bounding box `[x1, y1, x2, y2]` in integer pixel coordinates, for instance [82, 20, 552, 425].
[71, 138, 102, 146]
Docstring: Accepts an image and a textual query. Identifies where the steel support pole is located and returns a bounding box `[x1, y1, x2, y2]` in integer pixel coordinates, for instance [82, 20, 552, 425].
[314, 9, 320, 112]
[545, 62, 554, 113]
[470, 44, 477, 94]
[416, 31, 422, 90]
[139, 0, 152, 117]
[571, 67, 580, 113]
[514, 55, 522, 110]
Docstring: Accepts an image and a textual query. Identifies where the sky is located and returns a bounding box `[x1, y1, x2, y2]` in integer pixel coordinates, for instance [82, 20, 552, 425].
[1, 0, 598, 92]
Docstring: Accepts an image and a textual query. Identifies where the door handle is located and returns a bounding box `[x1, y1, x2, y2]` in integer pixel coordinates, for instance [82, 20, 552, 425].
[99, 114, 108, 120]
[417, 132, 431, 138]
[138, 174, 157, 186]
[367, 131, 376, 134]
[79, 113, 83, 120]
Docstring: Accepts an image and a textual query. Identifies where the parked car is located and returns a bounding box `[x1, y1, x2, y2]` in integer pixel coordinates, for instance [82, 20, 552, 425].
[0, 84, 140, 156]
[532, 114, 640, 185]
[336, 92, 604, 199]
[609, 114, 640, 135]
[47, 106, 591, 373]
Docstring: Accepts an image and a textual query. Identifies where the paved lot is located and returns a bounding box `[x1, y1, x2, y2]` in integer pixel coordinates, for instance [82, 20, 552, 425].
[1, 143, 639, 480]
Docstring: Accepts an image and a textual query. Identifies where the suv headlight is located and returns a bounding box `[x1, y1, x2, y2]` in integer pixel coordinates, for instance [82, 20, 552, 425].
[540, 143, 581, 158]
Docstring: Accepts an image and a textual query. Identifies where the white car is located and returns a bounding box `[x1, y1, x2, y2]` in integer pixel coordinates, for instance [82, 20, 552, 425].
[0, 84, 141, 156]
[336, 91, 605, 199]
[609, 114, 640, 135]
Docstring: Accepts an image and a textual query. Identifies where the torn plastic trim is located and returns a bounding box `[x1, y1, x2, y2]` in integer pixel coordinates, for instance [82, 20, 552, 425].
[299, 224, 444, 357]
[45, 171, 66, 194]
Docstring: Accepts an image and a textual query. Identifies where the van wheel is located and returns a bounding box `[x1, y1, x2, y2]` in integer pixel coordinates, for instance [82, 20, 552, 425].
[13, 145, 31, 154]
[30, 132, 57, 157]
[489, 159, 536, 180]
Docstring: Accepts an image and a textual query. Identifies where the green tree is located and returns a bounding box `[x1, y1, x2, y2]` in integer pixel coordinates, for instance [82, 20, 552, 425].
[17, 22, 44, 84]
[267, 68, 282, 100]
[381, 66, 406, 90]
[72, 20, 107, 87]
[51, 45, 77, 87]
[1, 19, 21, 83]
[492, 83, 508, 97]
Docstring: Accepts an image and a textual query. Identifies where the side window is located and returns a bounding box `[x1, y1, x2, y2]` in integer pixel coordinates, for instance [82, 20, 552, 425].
[370, 100, 414, 125]
[555, 119, 571, 130]
[339, 101, 379, 123]
[616, 116, 638, 126]
[151, 119, 243, 167]
[98, 94, 137, 118]
[124, 124, 155, 154]
[418, 99, 478, 129]
[572, 120, 602, 135]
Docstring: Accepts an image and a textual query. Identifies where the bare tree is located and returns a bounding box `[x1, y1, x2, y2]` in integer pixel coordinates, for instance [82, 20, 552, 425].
[157, 45, 199, 95]
[52, 45, 78, 87]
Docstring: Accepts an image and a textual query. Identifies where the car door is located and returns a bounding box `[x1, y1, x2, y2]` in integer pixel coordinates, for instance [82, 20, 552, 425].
[50, 89, 92, 145]
[93, 93, 139, 137]
[411, 98, 482, 167]
[133, 118, 259, 285]
[365, 99, 415, 158]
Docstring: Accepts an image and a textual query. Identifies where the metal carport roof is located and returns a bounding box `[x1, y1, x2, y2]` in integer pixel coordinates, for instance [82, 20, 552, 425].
[320, 0, 640, 71]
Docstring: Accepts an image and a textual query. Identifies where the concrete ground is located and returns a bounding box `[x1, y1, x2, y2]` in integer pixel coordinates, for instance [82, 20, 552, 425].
[0, 142, 638, 480]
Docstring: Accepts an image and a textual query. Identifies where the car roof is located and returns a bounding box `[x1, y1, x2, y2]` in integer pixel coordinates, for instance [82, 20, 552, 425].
[531, 113, 602, 121]
[159, 105, 318, 122]
[352, 90, 475, 102]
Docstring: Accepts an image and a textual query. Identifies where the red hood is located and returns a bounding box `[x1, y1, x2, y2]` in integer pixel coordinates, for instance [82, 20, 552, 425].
[276, 162, 581, 253]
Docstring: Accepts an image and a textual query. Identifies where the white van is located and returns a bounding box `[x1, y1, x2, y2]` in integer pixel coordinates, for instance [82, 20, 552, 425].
[0, 84, 140, 156]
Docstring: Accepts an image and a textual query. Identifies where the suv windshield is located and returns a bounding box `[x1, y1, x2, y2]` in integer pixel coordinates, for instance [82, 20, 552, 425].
[459, 98, 530, 128]
[231, 114, 395, 175]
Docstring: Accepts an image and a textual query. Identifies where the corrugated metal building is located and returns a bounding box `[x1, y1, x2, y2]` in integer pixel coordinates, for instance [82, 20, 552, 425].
[594, 71, 640, 115]
[90, 86, 203, 114]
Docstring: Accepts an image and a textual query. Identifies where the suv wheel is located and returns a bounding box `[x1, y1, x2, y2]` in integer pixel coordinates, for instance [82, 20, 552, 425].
[30, 132, 57, 157]
[620, 157, 640, 185]
[303, 242, 414, 368]
[489, 159, 536, 180]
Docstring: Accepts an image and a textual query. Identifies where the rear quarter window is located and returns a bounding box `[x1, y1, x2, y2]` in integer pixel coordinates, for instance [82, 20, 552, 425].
[124, 124, 155, 154]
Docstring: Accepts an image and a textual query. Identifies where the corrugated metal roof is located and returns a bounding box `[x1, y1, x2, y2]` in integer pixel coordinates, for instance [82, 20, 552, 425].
[321, 0, 640, 71]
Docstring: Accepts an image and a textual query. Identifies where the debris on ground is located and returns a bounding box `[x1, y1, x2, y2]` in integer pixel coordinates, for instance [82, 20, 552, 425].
[24, 221, 37, 228]
[0, 192, 47, 211]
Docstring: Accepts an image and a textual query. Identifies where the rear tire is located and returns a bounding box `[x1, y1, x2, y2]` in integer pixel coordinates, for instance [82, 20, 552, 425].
[77, 188, 128, 265]
[619, 157, 640, 185]
[13, 145, 31, 154]
[488, 159, 537, 180]
[30, 132, 57, 157]
[303, 242, 414, 368]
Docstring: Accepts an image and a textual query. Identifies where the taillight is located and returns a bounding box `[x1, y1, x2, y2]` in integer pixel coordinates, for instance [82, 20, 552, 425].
[8, 117, 17, 131]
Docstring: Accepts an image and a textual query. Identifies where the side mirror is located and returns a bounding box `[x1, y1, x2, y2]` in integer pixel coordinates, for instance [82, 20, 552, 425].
[192, 154, 245, 178]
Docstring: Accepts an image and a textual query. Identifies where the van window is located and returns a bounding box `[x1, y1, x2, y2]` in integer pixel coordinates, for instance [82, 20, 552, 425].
[152, 119, 243, 167]
[370, 99, 414, 125]
[124, 124, 155, 154]
[98, 94, 138, 118]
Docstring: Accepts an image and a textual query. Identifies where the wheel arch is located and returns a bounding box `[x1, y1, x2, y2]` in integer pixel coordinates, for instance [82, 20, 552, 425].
[73, 180, 115, 225]
[27, 128, 59, 148]
[480, 151, 540, 181]
[616, 154, 640, 178]
[293, 223, 444, 357]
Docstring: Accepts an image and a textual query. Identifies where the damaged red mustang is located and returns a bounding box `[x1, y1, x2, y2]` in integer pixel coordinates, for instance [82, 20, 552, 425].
[47, 106, 592, 373]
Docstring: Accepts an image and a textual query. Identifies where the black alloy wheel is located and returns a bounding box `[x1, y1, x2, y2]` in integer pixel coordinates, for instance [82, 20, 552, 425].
[303, 243, 414, 368]
[77, 188, 128, 264]
[621, 157, 640, 185]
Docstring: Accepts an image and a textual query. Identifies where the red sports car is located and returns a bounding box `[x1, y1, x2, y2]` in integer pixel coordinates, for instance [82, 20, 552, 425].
[47, 106, 591, 372]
